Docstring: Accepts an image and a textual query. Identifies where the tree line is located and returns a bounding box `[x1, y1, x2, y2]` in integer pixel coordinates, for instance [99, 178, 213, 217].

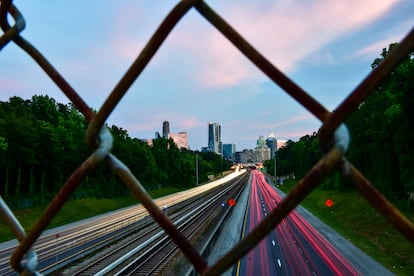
[266, 43, 414, 204]
[0, 95, 231, 208]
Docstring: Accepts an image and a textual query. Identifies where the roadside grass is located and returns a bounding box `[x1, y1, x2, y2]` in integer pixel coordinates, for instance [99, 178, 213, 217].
[0, 186, 183, 243]
[278, 179, 414, 276]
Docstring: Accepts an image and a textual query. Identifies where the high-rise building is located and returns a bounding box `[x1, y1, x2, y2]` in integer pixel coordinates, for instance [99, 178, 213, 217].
[223, 143, 236, 159]
[162, 121, 170, 139]
[266, 133, 278, 159]
[257, 135, 266, 147]
[255, 135, 271, 163]
[208, 122, 221, 154]
[169, 131, 189, 150]
[157, 121, 189, 150]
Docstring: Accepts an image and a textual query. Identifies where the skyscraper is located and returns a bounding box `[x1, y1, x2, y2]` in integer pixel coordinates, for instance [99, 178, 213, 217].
[266, 133, 278, 159]
[208, 122, 221, 154]
[162, 121, 170, 139]
[223, 143, 236, 159]
[159, 121, 189, 150]
[255, 135, 271, 163]
[257, 135, 266, 146]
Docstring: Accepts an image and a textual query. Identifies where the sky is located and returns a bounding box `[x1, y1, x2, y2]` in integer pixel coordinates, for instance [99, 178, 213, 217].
[1, 0, 413, 151]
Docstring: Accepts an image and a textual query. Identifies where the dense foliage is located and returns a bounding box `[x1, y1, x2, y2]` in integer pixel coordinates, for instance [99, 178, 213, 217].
[264, 133, 318, 182]
[0, 95, 231, 208]
[267, 43, 414, 203]
[347, 43, 414, 199]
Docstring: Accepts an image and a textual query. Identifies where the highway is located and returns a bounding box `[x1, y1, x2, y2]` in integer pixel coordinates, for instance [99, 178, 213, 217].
[0, 169, 247, 275]
[1, 167, 386, 275]
[237, 169, 359, 275]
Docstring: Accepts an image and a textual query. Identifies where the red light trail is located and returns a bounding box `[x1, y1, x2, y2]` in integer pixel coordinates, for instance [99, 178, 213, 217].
[238, 170, 359, 275]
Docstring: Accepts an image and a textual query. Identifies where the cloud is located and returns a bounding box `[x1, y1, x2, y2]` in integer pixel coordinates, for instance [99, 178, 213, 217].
[195, 33, 252, 88]
[1, 0, 408, 151]
[346, 35, 405, 61]
[224, 112, 319, 142]
[177, 116, 202, 130]
[249, 108, 317, 128]
[90, 0, 401, 93]
[260, 113, 317, 129]
[109, 108, 202, 134]
[0, 77, 26, 92]
[158, 0, 400, 90]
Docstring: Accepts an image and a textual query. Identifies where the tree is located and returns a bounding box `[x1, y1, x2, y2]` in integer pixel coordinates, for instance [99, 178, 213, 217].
[346, 43, 414, 199]
[0, 95, 235, 205]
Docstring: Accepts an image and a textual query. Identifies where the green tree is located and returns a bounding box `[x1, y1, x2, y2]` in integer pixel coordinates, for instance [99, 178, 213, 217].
[347, 43, 414, 199]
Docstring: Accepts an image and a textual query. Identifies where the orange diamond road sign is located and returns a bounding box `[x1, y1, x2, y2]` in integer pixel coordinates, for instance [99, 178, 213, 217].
[325, 199, 334, 208]
[228, 198, 236, 206]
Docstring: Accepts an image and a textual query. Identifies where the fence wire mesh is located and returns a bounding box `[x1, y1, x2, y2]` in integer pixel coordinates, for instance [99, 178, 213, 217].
[1, 0, 413, 275]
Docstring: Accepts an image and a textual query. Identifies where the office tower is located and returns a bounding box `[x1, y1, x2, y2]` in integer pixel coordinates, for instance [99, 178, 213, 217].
[257, 135, 266, 147]
[162, 121, 170, 139]
[255, 135, 271, 163]
[223, 143, 236, 159]
[208, 122, 221, 154]
[266, 133, 278, 159]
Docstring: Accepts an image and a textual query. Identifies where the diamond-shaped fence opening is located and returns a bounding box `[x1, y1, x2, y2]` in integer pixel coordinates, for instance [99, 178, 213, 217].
[1, 0, 413, 275]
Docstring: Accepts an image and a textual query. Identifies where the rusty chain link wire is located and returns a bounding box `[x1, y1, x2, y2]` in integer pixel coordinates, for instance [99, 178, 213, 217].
[1, 0, 413, 274]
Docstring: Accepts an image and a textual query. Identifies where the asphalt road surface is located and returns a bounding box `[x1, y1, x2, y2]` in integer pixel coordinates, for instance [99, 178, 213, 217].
[207, 170, 392, 276]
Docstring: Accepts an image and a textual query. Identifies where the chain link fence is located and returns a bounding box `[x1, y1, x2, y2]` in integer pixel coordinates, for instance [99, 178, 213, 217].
[1, 0, 413, 275]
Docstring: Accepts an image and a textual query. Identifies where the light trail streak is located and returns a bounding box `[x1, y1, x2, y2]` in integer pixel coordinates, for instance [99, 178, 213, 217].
[242, 169, 359, 275]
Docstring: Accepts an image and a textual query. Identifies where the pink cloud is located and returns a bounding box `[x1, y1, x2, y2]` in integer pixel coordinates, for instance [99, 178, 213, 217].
[0, 78, 26, 92]
[108, 109, 202, 136]
[262, 113, 318, 129]
[346, 35, 403, 61]
[226, 112, 319, 137]
[163, 0, 400, 89]
[177, 116, 201, 130]
[232, 112, 316, 131]
[230, 0, 399, 69]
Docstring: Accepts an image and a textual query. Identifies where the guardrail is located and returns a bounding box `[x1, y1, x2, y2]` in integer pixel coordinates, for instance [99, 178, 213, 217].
[0, 1, 413, 275]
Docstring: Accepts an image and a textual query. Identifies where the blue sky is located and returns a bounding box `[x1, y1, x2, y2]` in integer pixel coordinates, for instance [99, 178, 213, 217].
[1, 1, 413, 151]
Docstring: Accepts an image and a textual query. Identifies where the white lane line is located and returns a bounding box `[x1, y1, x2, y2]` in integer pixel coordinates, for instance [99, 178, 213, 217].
[272, 240, 275, 246]
[277, 259, 282, 267]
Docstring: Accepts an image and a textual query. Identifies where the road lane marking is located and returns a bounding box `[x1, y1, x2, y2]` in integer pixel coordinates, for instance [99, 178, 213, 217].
[277, 259, 282, 267]
[272, 240, 275, 246]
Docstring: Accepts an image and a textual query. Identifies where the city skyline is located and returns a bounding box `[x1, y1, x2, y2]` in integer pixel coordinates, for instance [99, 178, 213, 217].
[1, 1, 413, 150]
[156, 120, 280, 152]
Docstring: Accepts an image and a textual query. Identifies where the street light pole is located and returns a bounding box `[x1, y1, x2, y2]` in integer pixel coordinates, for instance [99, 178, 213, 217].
[274, 151, 277, 185]
[195, 152, 199, 185]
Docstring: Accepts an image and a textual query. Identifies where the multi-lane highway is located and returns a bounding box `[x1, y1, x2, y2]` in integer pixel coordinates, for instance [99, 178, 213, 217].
[2, 167, 386, 275]
[0, 169, 247, 275]
[236, 169, 359, 275]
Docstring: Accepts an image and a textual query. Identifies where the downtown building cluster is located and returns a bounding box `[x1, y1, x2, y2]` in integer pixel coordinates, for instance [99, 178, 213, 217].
[150, 121, 280, 164]
[202, 122, 279, 165]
